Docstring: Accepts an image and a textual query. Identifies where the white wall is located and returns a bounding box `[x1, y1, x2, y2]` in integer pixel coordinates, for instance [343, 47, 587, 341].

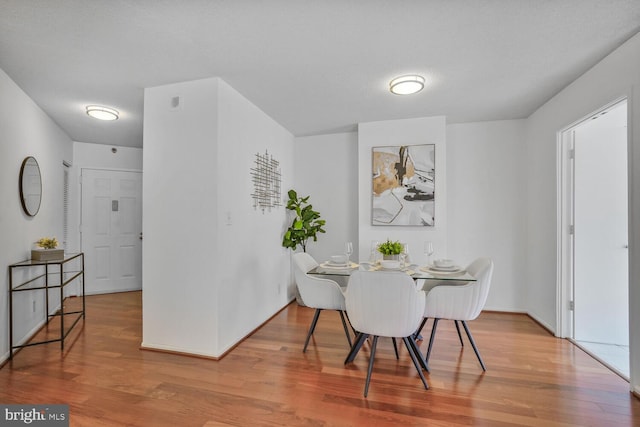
[142, 77, 293, 358]
[143, 78, 220, 357]
[524, 32, 640, 391]
[73, 142, 143, 170]
[0, 68, 73, 362]
[293, 132, 359, 263]
[67, 142, 143, 253]
[216, 80, 294, 353]
[447, 120, 527, 312]
[358, 116, 447, 266]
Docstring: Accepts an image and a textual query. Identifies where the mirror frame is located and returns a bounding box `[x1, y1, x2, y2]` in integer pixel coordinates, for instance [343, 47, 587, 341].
[19, 156, 42, 217]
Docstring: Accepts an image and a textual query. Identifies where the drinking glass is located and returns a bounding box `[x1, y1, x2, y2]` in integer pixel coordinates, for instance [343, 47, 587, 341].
[424, 241, 434, 265]
[400, 243, 410, 268]
[345, 242, 353, 265]
[369, 241, 380, 263]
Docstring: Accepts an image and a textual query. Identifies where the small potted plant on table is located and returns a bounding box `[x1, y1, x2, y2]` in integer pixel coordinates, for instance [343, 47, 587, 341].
[377, 239, 403, 260]
[32, 237, 64, 261]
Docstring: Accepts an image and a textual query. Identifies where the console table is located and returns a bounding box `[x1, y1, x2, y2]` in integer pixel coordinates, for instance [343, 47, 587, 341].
[8, 252, 85, 359]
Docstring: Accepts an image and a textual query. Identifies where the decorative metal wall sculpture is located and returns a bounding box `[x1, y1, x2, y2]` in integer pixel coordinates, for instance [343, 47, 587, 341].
[372, 144, 435, 226]
[250, 150, 282, 213]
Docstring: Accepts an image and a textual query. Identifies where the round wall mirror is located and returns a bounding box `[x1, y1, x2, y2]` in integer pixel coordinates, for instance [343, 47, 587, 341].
[19, 156, 42, 217]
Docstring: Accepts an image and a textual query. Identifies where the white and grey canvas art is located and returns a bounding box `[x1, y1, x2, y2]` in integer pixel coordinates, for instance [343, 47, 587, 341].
[372, 144, 435, 226]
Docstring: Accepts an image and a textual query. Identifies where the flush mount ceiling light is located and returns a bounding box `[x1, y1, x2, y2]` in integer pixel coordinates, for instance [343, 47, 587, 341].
[389, 75, 425, 95]
[86, 105, 119, 121]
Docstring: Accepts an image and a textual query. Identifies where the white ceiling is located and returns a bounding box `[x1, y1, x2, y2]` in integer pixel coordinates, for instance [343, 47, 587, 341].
[1, 1, 639, 148]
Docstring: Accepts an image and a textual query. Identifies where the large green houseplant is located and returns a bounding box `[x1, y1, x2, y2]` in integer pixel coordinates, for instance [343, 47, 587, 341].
[282, 189, 325, 252]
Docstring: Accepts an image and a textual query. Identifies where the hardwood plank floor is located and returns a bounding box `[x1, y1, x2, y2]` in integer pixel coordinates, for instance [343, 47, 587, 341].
[1, 291, 638, 426]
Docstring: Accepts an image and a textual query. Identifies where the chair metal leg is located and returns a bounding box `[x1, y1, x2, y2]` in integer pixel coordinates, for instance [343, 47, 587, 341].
[344, 332, 368, 364]
[426, 318, 439, 364]
[403, 337, 429, 390]
[392, 337, 399, 359]
[454, 320, 464, 346]
[303, 309, 322, 353]
[407, 335, 429, 372]
[339, 311, 353, 348]
[364, 336, 379, 397]
[416, 317, 428, 338]
[344, 311, 357, 337]
[461, 320, 486, 371]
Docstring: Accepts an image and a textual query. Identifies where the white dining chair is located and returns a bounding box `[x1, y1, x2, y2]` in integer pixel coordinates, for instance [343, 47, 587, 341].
[293, 252, 352, 353]
[344, 270, 428, 397]
[418, 258, 494, 370]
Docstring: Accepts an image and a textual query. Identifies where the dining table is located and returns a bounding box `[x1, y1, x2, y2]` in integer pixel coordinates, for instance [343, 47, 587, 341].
[308, 260, 477, 366]
[309, 261, 477, 283]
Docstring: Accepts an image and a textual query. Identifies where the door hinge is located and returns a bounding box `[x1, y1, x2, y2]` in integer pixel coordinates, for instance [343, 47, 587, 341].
[569, 224, 574, 235]
[569, 300, 574, 311]
[569, 149, 575, 160]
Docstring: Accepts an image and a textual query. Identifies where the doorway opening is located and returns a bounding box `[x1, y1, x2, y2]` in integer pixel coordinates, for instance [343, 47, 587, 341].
[558, 98, 629, 380]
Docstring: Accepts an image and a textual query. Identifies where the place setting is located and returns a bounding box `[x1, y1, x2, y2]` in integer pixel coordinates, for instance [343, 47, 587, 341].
[366, 259, 416, 275]
[420, 258, 466, 277]
[318, 242, 359, 270]
[319, 256, 358, 270]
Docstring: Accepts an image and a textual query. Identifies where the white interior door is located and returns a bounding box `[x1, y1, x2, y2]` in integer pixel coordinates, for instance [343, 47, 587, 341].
[573, 101, 628, 345]
[81, 169, 142, 294]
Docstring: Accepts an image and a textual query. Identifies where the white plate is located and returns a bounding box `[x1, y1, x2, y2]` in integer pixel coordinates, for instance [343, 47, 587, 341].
[380, 260, 401, 270]
[433, 258, 455, 268]
[320, 262, 357, 269]
[429, 264, 460, 271]
[330, 255, 348, 264]
[327, 261, 349, 267]
[420, 266, 466, 276]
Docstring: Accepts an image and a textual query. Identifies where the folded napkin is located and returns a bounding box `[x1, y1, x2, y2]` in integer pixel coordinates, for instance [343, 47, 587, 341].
[366, 264, 414, 275]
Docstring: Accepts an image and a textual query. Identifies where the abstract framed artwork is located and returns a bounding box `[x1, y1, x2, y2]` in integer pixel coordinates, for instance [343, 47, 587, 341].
[372, 144, 435, 226]
[250, 150, 281, 213]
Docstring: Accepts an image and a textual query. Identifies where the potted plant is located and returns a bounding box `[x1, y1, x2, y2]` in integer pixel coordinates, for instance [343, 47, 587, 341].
[36, 237, 59, 249]
[377, 239, 403, 260]
[32, 236, 64, 261]
[282, 189, 326, 252]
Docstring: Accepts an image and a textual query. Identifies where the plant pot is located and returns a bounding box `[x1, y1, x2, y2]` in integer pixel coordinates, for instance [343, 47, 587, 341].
[382, 254, 400, 261]
[31, 248, 64, 261]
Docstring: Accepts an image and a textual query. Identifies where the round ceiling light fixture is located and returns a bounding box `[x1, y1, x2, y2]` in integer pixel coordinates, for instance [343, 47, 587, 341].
[86, 105, 119, 121]
[389, 74, 425, 95]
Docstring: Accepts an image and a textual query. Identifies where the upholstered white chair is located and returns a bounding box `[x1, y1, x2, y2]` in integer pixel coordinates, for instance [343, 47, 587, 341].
[418, 257, 494, 370]
[344, 270, 428, 397]
[293, 252, 352, 353]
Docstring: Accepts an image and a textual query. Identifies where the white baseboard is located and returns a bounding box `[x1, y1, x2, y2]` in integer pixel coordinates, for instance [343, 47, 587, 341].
[84, 286, 141, 296]
[483, 306, 528, 314]
[140, 342, 219, 359]
[525, 311, 557, 336]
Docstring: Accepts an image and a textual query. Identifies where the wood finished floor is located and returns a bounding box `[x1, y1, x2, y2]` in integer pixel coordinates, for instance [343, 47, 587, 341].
[1, 291, 639, 426]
